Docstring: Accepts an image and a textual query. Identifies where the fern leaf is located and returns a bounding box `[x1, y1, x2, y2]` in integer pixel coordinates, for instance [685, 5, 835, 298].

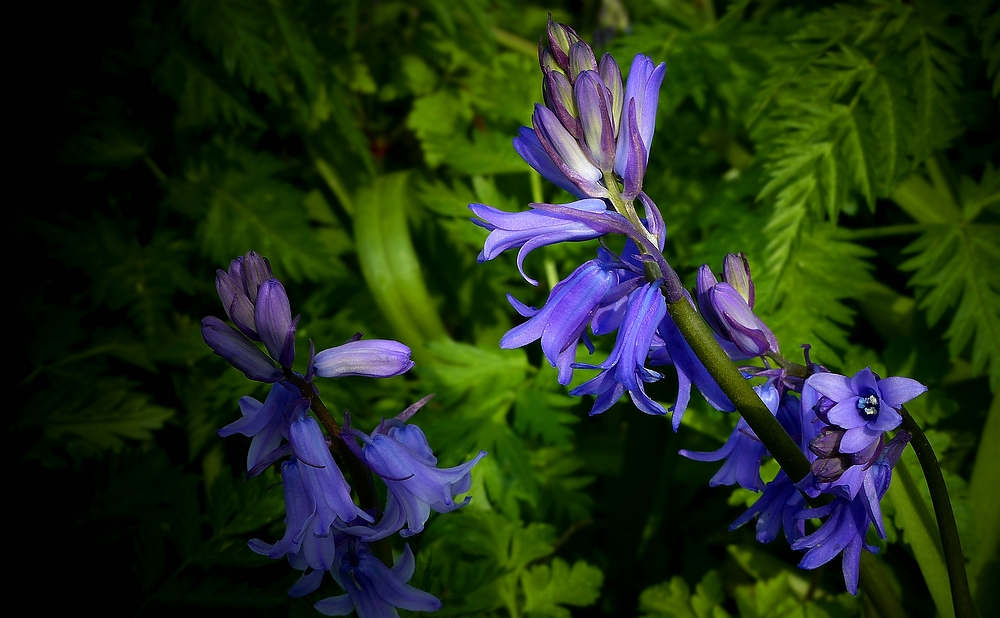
[902, 222, 1000, 388]
[182, 0, 283, 101]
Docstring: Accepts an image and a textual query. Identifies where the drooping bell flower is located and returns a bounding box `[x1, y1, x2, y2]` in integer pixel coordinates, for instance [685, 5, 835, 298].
[791, 431, 911, 594]
[314, 540, 441, 617]
[679, 382, 781, 491]
[347, 418, 486, 538]
[571, 281, 668, 416]
[501, 255, 619, 385]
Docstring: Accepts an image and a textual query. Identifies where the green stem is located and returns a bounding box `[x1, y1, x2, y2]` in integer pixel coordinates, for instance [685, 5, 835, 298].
[859, 552, 907, 618]
[900, 407, 975, 618]
[284, 370, 393, 566]
[666, 298, 812, 482]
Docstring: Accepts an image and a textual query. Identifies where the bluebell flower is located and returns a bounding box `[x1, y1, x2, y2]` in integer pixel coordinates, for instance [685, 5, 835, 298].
[729, 392, 808, 544]
[215, 254, 261, 339]
[314, 540, 441, 617]
[255, 278, 298, 367]
[249, 458, 339, 597]
[730, 470, 806, 545]
[613, 55, 666, 200]
[804, 367, 925, 455]
[791, 432, 910, 594]
[512, 126, 587, 198]
[347, 418, 486, 537]
[469, 199, 629, 285]
[501, 256, 619, 385]
[571, 281, 667, 416]
[695, 254, 778, 358]
[218, 382, 305, 475]
[538, 15, 582, 75]
[679, 382, 780, 491]
[289, 414, 372, 529]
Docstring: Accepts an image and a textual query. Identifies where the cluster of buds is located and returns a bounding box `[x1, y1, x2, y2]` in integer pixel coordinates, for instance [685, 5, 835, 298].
[202, 251, 485, 616]
[516, 16, 665, 202]
[695, 253, 779, 358]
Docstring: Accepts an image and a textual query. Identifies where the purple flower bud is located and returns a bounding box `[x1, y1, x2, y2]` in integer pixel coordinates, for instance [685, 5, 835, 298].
[201, 316, 283, 382]
[542, 15, 582, 74]
[539, 46, 563, 75]
[532, 104, 607, 198]
[569, 40, 598, 79]
[313, 339, 414, 378]
[240, 250, 273, 303]
[708, 283, 779, 356]
[614, 55, 665, 184]
[255, 279, 297, 367]
[599, 53, 624, 135]
[618, 100, 646, 200]
[574, 71, 616, 172]
[543, 70, 582, 139]
[216, 266, 257, 339]
[512, 126, 587, 199]
[810, 426, 845, 458]
[811, 454, 854, 483]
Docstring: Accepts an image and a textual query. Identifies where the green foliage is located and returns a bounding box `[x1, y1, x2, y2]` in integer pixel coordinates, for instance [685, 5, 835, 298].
[639, 571, 730, 618]
[24, 0, 996, 616]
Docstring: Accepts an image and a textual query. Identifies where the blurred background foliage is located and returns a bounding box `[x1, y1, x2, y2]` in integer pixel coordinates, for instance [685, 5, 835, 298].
[16, 0, 998, 615]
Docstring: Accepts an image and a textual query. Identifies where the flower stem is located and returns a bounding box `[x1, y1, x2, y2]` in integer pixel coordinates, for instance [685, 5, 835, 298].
[665, 298, 812, 482]
[899, 407, 975, 618]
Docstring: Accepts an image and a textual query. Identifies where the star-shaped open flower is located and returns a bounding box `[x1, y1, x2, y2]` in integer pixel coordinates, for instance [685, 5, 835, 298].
[803, 368, 926, 455]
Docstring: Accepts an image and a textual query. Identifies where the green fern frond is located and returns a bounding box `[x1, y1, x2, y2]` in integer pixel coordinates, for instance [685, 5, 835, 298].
[897, 4, 965, 157]
[182, 0, 283, 101]
[758, 226, 874, 367]
[158, 50, 267, 128]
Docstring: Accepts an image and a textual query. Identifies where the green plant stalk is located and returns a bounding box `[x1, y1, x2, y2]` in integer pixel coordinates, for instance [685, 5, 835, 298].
[666, 297, 811, 482]
[900, 407, 975, 618]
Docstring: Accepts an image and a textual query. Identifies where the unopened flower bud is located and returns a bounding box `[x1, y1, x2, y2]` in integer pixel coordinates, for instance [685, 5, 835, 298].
[240, 250, 273, 303]
[722, 252, 755, 307]
[542, 14, 582, 73]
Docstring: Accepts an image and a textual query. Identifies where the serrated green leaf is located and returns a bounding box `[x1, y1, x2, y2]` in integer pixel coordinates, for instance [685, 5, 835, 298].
[43, 379, 175, 458]
[639, 571, 730, 618]
[521, 558, 603, 617]
[758, 226, 873, 367]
